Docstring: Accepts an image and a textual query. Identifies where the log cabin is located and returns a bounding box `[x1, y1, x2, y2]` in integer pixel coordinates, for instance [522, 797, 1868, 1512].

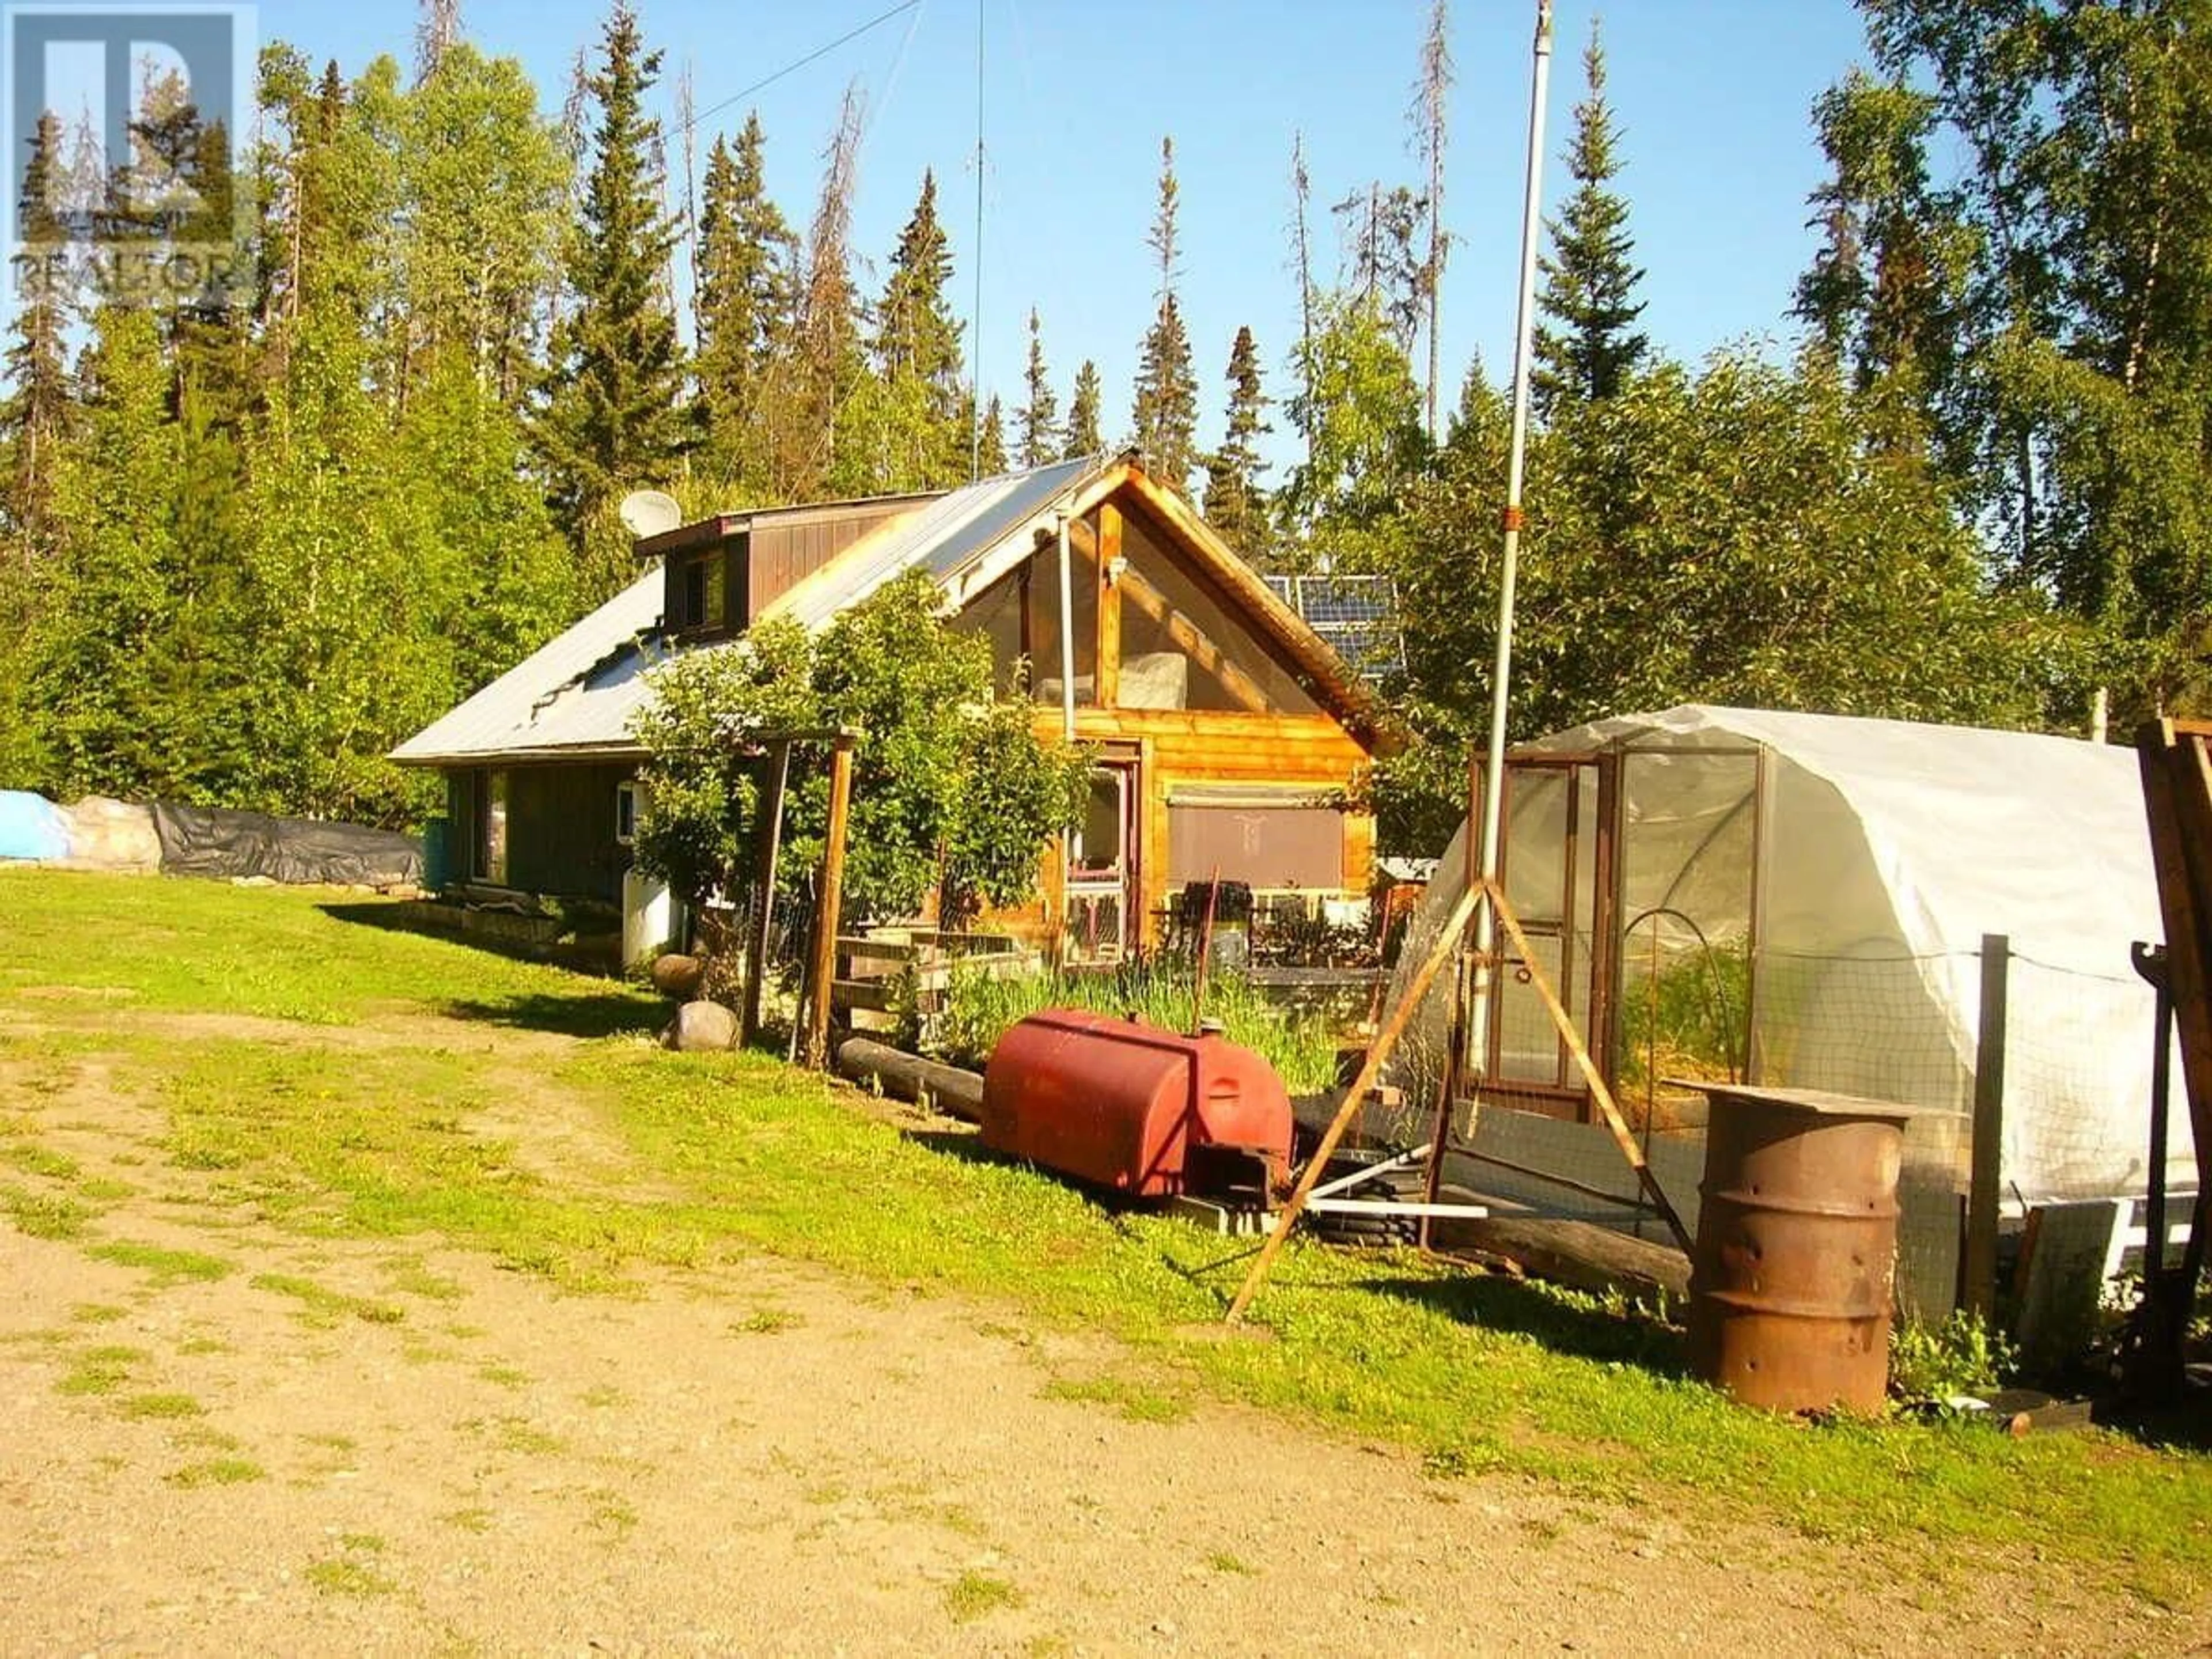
[391, 452, 1392, 959]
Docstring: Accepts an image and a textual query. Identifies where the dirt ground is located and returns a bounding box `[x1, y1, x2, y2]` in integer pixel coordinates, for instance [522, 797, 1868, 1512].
[3, 1014, 2207, 1656]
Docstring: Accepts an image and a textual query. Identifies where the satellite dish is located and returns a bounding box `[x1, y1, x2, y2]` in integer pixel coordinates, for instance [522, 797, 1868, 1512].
[618, 488, 684, 540]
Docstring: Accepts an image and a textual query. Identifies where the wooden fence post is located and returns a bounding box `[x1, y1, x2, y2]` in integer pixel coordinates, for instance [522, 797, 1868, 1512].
[1964, 932, 2008, 1322]
[740, 738, 792, 1047]
[803, 736, 855, 1071]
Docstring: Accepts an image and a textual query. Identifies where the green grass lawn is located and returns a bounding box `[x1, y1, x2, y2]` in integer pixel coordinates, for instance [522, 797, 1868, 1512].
[2, 868, 2207, 1598]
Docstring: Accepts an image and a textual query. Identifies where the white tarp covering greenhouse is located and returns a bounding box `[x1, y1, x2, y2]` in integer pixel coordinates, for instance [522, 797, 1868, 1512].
[1389, 704, 2188, 1204]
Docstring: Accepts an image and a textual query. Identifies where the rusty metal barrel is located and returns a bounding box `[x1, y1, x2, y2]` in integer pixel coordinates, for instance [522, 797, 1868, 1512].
[1685, 1085, 1916, 1414]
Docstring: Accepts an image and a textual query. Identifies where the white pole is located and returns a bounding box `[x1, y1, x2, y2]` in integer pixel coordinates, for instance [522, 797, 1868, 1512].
[1467, 0, 1554, 1088]
[1055, 508, 1079, 964]
[1055, 509, 1077, 744]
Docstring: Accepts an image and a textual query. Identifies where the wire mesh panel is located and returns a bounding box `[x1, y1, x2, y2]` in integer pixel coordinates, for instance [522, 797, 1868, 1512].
[2005, 953, 2190, 1200]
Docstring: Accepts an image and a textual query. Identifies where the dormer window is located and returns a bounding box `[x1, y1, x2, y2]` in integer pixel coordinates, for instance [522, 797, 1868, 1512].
[670, 550, 728, 634]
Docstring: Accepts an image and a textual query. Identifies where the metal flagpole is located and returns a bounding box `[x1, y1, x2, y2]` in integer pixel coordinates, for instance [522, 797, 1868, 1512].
[1464, 0, 1555, 1107]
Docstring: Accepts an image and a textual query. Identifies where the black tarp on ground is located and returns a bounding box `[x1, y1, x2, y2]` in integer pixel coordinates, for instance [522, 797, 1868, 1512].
[152, 803, 422, 887]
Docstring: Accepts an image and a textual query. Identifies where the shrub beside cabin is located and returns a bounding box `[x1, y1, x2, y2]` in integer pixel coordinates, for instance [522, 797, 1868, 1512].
[391, 453, 1389, 959]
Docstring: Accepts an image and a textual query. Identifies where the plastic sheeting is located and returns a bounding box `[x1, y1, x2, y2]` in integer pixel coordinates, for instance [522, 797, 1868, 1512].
[1387, 705, 2186, 1203]
[0, 790, 68, 861]
[152, 803, 422, 887]
[59, 797, 162, 872]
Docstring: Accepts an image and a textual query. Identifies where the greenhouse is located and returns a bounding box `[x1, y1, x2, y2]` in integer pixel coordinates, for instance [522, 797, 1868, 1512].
[1387, 704, 2188, 1207]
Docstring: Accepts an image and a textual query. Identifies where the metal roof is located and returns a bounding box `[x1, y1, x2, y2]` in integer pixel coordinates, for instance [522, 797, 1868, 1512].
[763, 454, 1105, 629]
[387, 566, 669, 765]
[389, 457, 1112, 767]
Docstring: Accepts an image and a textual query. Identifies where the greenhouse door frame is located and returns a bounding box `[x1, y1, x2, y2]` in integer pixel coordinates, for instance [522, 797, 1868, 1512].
[1465, 749, 1622, 1124]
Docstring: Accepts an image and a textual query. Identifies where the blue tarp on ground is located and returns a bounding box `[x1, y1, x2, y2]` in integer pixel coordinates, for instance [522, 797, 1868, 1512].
[0, 790, 67, 861]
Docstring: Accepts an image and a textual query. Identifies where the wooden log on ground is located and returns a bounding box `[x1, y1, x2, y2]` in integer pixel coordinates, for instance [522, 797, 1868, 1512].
[834, 1037, 985, 1122]
[1427, 1213, 1691, 1305]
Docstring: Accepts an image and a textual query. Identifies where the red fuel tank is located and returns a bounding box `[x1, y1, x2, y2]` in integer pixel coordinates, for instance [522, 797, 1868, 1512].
[980, 1009, 1293, 1199]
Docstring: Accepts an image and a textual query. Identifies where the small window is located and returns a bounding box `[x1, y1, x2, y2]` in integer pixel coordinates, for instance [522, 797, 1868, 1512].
[673, 552, 726, 632]
[615, 779, 643, 846]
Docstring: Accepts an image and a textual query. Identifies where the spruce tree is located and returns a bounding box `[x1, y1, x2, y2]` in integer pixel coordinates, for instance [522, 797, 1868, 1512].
[122, 66, 250, 417]
[1017, 309, 1058, 467]
[535, 1, 689, 590]
[874, 171, 961, 397]
[1130, 137, 1198, 492]
[1063, 359, 1103, 459]
[3, 110, 73, 552]
[977, 394, 1007, 476]
[1532, 23, 1646, 411]
[870, 168, 964, 484]
[1202, 325, 1270, 561]
[695, 113, 797, 484]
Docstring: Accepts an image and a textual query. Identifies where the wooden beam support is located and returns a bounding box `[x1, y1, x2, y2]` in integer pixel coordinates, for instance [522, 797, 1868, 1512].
[2142, 720, 2212, 1200]
[1964, 933, 2009, 1320]
[1096, 505, 1123, 709]
[740, 739, 793, 1047]
[1116, 566, 1272, 714]
[803, 735, 856, 1070]
[1226, 880, 1484, 1324]
[1487, 888, 1695, 1257]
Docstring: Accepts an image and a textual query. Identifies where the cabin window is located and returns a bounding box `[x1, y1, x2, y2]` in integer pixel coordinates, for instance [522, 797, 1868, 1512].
[615, 779, 643, 846]
[478, 768, 510, 884]
[1166, 795, 1342, 892]
[670, 550, 727, 633]
[1065, 764, 1134, 962]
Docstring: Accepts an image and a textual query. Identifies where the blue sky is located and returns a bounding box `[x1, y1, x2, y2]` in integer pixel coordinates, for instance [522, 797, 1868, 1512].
[267, 3, 1870, 464]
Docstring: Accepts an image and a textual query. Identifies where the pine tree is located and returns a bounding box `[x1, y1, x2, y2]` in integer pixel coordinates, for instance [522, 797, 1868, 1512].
[1130, 137, 1198, 492]
[1017, 309, 1058, 467]
[1289, 133, 1317, 469]
[535, 1, 690, 592]
[1532, 22, 1646, 411]
[977, 394, 1007, 476]
[1333, 181, 1428, 353]
[694, 113, 797, 484]
[1063, 359, 1103, 459]
[123, 66, 250, 416]
[141, 381, 256, 800]
[1202, 325, 1270, 561]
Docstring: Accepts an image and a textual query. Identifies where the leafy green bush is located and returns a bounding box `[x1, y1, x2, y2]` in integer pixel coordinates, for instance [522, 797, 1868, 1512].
[1616, 938, 1748, 1089]
[926, 958, 1342, 1094]
[630, 571, 1089, 922]
[1889, 1309, 2016, 1407]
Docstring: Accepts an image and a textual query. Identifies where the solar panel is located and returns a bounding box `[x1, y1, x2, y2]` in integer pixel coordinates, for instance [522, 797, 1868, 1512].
[1265, 574, 1406, 684]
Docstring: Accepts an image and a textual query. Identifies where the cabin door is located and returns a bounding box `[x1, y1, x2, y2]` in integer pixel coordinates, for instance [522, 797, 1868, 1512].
[1469, 753, 1618, 1122]
[1065, 762, 1139, 964]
